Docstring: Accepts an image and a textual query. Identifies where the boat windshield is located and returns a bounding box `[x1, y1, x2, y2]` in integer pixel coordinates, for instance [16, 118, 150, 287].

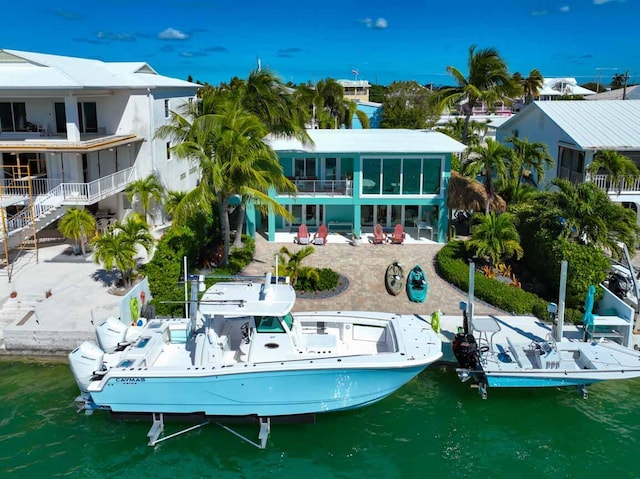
[255, 313, 294, 334]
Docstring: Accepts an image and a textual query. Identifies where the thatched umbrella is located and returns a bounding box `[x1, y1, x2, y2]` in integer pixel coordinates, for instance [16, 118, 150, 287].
[446, 171, 506, 239]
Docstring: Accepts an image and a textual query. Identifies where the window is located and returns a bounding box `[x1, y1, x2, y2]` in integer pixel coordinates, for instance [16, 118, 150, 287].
[422, 161, 441, 194]
[166, 142, 172, 160]
[294, 157, 316, 178]
[403, 158, 421, 194]
[362, 158, 381, 194]
[363, 157, 441, 195]
[558, 147, 584, 183]
[54, 102, 97, 133]
[0, 102, 27, 132]
[382, 159, 401, 194]
[324, 158, 337, 180]
[164, 99, 170, 118]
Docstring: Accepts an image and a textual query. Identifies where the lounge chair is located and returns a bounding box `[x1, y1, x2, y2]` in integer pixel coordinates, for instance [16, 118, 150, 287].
[313, 224, 328, 245]
[295, 224, 311, 245]
[372, 223, 387, 244]
[390, 224, 405, 244]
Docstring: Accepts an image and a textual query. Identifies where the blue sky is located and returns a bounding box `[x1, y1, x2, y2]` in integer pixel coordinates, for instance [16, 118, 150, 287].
[3, 0, 639, 86]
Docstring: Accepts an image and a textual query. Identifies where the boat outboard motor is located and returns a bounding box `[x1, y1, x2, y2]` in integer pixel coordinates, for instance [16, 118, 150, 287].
[95, 316, 128, 353]
[68, 341, 105, 393]
[609, 272, 632, 299]
[452, 333, 479, 370]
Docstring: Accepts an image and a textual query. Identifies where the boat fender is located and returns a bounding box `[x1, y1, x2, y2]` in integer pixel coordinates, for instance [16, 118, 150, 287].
[431, 310, 441, 333]
[136, 317, 147, 327]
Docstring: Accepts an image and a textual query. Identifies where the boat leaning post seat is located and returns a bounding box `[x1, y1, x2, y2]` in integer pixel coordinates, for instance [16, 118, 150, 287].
[471, 317, 501, 355]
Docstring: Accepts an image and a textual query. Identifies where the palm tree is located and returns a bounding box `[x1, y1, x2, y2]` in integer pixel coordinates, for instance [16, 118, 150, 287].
[157, 98, 296, 265]
[113, 214, 155, 256]
[436, 117, 488, 148]
[58, 208, 96, 256]
[436, 45, 516, 144]
[543, 178, 638, 256]
[90, 231, 138, 287]
[504, 136, 553, 192]
[466, 139, 511, 213]
[587, 149, 640, 194]
[277, 245, 319, 286]
[611, 73, 626, 90]
[467, 212, 523, 266]
[163, 190, 188, 220]
[515, 68, 544, 104]
[125, 173, 164, 224]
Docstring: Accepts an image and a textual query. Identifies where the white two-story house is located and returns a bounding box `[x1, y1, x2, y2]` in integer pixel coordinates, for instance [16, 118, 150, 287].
[496, 100, 640, 220]
[0, 49, 200, 253]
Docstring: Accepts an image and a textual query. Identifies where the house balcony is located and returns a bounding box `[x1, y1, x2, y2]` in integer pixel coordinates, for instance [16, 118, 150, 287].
[592, 174, 640, 194]
[278, 178, 352, 197]
[0, 166, 135, 234]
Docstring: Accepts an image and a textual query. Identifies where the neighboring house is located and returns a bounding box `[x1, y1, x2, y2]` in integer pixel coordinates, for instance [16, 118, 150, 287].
[0, 49, 200, 251]
[352, 100, 382, 129]
[261, 129, 466, 243]
[537, 77, 596, 100]
[337, 79, 371, 102]
[496, 100, 640, 219]
[585, 85, 640, 101]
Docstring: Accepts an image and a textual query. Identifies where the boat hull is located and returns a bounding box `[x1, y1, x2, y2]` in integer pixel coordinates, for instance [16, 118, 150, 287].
[86, 365, 428, 416]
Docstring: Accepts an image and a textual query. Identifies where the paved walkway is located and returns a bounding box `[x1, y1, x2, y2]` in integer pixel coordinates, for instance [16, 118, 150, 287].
[243, 233, 502, 316]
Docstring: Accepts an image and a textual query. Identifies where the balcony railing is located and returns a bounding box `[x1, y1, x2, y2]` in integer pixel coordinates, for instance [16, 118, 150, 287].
[592, 174, 640, 193]
[1, 166, 136, 234]
[283, 179, 351, 196]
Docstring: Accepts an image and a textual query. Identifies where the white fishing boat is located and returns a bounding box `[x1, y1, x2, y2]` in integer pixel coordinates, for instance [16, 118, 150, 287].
[452, 261, 640, 399]
[453, 328, 640, 398]
[69, 272, 442, 447]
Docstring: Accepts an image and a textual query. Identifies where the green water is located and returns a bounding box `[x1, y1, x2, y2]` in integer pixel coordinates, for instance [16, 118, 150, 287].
[1, 361, 639, 479]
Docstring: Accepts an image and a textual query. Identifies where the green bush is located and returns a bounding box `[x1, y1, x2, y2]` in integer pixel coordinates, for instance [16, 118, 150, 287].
[435, 241, 588, 324]
[295, 267, 339, 292]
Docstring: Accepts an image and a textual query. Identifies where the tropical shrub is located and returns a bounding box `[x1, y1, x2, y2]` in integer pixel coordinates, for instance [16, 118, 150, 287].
[435, 241, 584, 324]
[296, 267, 339, 292]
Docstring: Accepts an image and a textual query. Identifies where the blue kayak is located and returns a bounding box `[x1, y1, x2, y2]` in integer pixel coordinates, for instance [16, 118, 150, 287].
[406, 265, 428, 303]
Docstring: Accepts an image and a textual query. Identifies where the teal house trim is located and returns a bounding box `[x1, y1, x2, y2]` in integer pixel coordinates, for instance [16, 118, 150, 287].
[259, 129, 465, 243]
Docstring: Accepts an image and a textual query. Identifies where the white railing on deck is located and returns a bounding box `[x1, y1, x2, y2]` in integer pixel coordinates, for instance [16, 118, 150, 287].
[2, 166, 136, 234]
[282, 179, 351, 196]
[593, 174, 640, 193]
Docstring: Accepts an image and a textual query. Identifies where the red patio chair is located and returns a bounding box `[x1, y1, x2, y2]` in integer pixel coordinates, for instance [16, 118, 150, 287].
[313, 224, 328, 245]
[295, 224, 310, 245]
[390, 224, 405, 244]
[372, 223, 387, 244]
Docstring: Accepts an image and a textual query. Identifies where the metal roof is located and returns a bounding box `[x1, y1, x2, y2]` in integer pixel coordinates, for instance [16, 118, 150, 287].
[499, 101, 640, 151]
[585, 86, 640, 101]
[267, 129, 466, 154]
[0, 49, 199, 90]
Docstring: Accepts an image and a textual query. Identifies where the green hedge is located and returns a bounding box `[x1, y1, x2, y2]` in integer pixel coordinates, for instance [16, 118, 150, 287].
[435, 241, 584, 324]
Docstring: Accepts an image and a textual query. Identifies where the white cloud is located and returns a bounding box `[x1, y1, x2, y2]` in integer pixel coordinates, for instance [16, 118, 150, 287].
[560, 5, 570, 12]
[158, 27, 188, 40]
[594, 0, 626, 4]
[530, 9, 547, 16]
[360, 17, 388, 29]
[374, 18, 388, 29]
